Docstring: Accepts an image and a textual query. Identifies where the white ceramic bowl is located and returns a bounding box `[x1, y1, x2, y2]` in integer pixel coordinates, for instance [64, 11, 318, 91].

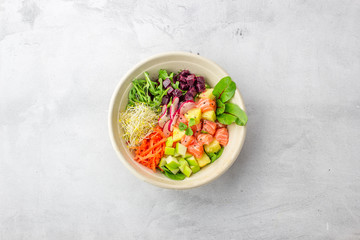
[108, 52, 246, 189]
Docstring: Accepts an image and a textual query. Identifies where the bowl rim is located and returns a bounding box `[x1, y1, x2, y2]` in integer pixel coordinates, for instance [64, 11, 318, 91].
[108, 51, 247, 189]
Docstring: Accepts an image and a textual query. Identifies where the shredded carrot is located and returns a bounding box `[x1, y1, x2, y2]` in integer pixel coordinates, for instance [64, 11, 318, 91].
[133, 126, 167, 171]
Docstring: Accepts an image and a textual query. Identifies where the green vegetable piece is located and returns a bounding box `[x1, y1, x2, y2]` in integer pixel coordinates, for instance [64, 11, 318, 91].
[166, 156, 180, 166]
[178, 158, 188, 167]
[216, 113, 238, 125]
[158, 69, 169, 80]
[179, 122, 187, 131]
[212, 76, 236, 102]
[220, 81, 236, 102]
[163, 171, 186, 180]
[144, 72, 157, 96]
[166, 137, 173, 147]
[190, 165, 200, 174]
[181, 165, 192, 177]
[188, 118, 196, 127]
[216, 103, 248, 126]
[185, 152, 193, 158]
[159, 157, 167, 167]
[216, 99, 225, 115]
[186, 156, 199, 166]
[185, 127, 193, 136]
[165, 164, 179, 174]
[207, 147, 224, 163]
[175, 143, 187, 157]
[225, 103, 248, 126]
[165, 147, 175, 156]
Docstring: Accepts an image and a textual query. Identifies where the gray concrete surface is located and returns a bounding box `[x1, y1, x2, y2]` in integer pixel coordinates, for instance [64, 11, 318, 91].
[1, 0, 360, 239]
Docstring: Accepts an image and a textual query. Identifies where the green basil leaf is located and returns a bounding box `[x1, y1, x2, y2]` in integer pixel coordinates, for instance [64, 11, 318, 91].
[212, 76, 232, 98]
[163, 171, 186, 180]
[188, 118, 196, 127]
[217, 113, 238, 125]
[225, 103, 248, 126]
[220, 81, 236, 102]
[216, 99, 225, 115]
[179, 122, 187, 131]
[185, 127, 193, 136]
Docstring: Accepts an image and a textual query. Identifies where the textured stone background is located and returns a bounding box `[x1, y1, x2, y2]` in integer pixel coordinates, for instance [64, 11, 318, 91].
[1, 0, 360, 239]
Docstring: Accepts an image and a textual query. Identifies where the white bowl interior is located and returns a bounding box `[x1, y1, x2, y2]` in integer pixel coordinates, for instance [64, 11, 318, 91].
[109, 52, 246, 189]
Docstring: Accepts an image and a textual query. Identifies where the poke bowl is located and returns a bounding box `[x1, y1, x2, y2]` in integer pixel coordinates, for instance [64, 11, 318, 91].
[108, 52, 247, 189]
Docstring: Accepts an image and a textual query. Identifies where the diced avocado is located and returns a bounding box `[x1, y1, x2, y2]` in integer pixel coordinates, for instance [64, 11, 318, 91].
[196, 154, 211, 168]
[166, 156, 180, 169]
[201, 110, 216, 122]
[190, 165, 200, 174]
[165, 164, 179, 174]
[186, 156, 199, 166]
[173, 127, 185, 142]
[184, 108, 202, 124]
[204, 140, 221, 154]
[166, 137, 173, 147]
[185, 152, 193, 158]
[199, 88, 215, 100]
[159, 157, 167, 167]
[181, 165, 192, 177]
[175, 143, 187, 157]
[165, 147, 175, 155]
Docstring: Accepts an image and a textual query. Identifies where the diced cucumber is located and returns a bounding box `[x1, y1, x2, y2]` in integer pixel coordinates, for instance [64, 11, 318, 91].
[166, 156, 180, 169]
[185, 152, 193, 158]
[159, 157, 167, 167]
[178, 158, 188, 167]
[166, 137, 173, 147]
[190, 165, 200, 174]
[175, 143, 187, 157]
[179, 158, 192, 177]
[186, 156, 199, 166]
[165, 147, 175, 155]
[181, 165, 192, 177]
[165, 164, 179, 174]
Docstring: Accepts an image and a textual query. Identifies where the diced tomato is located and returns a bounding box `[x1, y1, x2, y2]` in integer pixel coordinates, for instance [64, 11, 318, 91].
[202, 120, 217, 135]
[181, 135, 195, 147]
[191, 122, 202, 138]
[187, 140, 204, 159]
[197, 134, 214, 145]
[214, 128, 229, 146]
[196, 98, 216, 112]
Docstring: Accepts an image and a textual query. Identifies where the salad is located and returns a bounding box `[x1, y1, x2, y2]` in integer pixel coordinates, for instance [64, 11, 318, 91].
[119, 69, 248, 180]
